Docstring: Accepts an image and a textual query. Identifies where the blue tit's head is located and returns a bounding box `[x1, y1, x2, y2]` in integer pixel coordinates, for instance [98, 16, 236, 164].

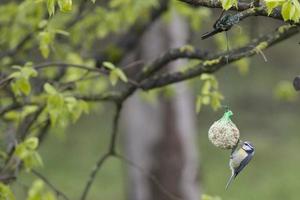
[242, 141, 254, 153]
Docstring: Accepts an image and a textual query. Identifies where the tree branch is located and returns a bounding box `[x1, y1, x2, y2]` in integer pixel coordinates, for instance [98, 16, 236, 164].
[108, 103, 122, 154]
[136, 48, 209, 81]
[34, 62, 103, 73]
[80, 102, 123, 200]
[95, 0, 170, 66]
[17, 106, 44, 140]
[140, 25, 300, 90]
[76, 91, 122, 103]
[114, 153, 182, 200]
[32, 170, 70, 200]
[0, 33, 33, 60]
[178, 0, 284, 21]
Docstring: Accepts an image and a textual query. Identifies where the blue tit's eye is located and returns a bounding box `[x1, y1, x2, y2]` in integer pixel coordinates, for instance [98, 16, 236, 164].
[242, 142, 254, 152]
[244, 141, 254, 149]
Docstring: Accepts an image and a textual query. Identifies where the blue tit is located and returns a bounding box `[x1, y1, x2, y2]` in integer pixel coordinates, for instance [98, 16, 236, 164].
[225, 141, 255, 190]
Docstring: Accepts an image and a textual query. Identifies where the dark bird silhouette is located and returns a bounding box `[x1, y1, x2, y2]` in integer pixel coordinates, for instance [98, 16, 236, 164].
[201, 13, 239, 40]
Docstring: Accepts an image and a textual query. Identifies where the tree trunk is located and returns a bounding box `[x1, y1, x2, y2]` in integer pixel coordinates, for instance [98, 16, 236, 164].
[122, 11, 200, 200]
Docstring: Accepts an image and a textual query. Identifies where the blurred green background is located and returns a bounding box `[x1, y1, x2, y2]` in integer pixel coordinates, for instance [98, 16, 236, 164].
[13, 33, 300, 200]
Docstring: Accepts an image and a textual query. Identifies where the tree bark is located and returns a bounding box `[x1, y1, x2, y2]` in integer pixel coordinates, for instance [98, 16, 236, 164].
[122, 11, 200, 200]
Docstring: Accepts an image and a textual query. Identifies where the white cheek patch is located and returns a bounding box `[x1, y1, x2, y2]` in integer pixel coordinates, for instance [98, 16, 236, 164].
[243, 145, 251, 151]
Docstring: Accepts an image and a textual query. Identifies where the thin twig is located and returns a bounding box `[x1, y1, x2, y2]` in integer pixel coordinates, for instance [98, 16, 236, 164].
[80, 153, 110, 200]
[108, 103, 123, 154]
[139, 25, 300, 90]
[34, 61, 140, 87]
[114, 153, 182, 200]
[32, 170, 70, 200]
[80, 102, 123, 200]
[34, 62, 103, 73]
[0, 77, 13, 88]
[0, 174, 16, 182]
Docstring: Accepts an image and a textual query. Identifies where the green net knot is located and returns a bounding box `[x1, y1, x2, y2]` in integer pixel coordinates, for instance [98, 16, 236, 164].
[208, 109, 240, 149]
[222, 110, 233, 121]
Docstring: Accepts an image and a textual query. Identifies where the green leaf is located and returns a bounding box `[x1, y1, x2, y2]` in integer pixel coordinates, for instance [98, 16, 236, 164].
[23, 151, 43, 170]
[202, 194, 222, 200]
[58, 0, 72, 12]
[234, 58, 250, 75]
[11, 77, 31, 96]
[46, 94, 64, 126]
[43, 192, 56, 200]
[289, 2, 296, 19]
[18, 77, 31, 95]
[291, 0, 300, 22]
[4, 111, 20, 121]
[282, 1, 293, 21]
[14, 138, 43, 171]
[196, 74, 223, 113]
[265, 0, 280, 15]
[9, 71, 21, 79]
[64, 96, 77, 104]
[4, 106, 39, 122]
[10, 66, 38, 96]
[108, 67, 128, 85]
[201, 81, 211, 95]
[114, 68, 128, 83]
[103, 61, 116, 70]
[22, 106, 39, 117]
[200, 74, 213, 81]
[0, 183, 15, 200]
[79, 100, 89, 114]
[221, 0, 236, 10]
[24, 137, 39, 150]
[109, 70, 119, 86]
[210, 91, 224, 111]
[27, 180, 43, 200]
[44, 83, 57, 95]
[39, 31, 53, 58]
[22, 65, 38, 77]
[27, 180, 56, 200]
[202, 96, 210, 105]
[274, 80, 298, 101]
[47, 0, 56, 16]
[54, 29, 70, 36]
[40, 44, 50, 58]
[196, 96, 202, 113]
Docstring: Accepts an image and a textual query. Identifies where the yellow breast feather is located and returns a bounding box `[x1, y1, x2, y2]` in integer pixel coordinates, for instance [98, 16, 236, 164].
[230, 149, 248, 168]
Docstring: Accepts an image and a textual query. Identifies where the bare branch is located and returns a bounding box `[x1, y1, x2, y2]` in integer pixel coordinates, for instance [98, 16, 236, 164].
[0, 103, 27, 116]
[0, 33, 33, 60]
[136, 48, 208, 81]
[75, 92, 122, 102]
[17, 106, 44, 140]
[108, 103, 123, 154]
[34, 62, 103, 74]
[80, 153, 110, 200]
[36, 119, 51, 144]
[178, 0, 284, 21]
[32, 170, 70, 200]
[140, 25, 300, 90]
[95, 0, 170, 66]
[114, 153, 182, 200]
[80, 102, 123, 200]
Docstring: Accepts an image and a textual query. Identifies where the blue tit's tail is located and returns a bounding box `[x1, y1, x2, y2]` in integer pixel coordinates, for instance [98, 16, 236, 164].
[225, 173, 235, 190]
[201, 29, 220, 40]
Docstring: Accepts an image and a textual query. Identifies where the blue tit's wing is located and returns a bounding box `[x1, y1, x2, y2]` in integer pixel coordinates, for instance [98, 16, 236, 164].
[234, 153, 254, 177]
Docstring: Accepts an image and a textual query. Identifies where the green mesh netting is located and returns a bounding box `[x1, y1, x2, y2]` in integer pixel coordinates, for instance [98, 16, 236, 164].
[208, 110, 240, 149]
